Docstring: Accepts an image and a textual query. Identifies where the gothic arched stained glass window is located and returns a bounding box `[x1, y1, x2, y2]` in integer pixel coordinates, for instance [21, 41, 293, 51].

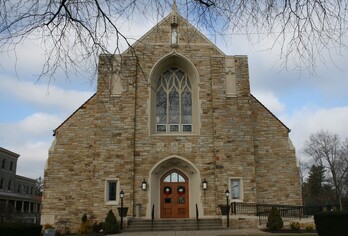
[156, 67, 192, 133]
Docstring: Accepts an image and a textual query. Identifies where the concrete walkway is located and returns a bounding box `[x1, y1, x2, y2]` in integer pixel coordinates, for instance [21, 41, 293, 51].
[108, 228, 281, 236]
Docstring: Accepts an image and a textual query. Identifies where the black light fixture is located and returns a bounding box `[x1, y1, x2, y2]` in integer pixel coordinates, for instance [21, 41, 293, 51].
[141, 179, 147, 190]
[225, 189, 230, 198]
[120, 190, 124, 230]
[202, 179, 208, 190]
[225, 189, 230, 228]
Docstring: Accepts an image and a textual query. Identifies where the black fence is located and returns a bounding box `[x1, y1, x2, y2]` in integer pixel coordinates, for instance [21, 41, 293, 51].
[230, 202, 339, 225]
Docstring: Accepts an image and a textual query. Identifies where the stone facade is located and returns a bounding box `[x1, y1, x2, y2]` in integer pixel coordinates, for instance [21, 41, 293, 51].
[41, 7, 302, 232]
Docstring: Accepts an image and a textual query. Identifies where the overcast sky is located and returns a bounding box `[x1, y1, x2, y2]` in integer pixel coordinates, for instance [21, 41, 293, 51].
[1, 11, 348, 180]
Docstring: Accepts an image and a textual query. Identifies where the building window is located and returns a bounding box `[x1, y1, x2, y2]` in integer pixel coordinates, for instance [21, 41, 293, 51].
[10, 161, 13, 171]
[163, 171, 186, 183]
[0, 178, 3, 189]
[1, 159, 5, 169]
[230, 178, 243, 201]
[105, 179, 119, 204]
[156, 67, 192, 133]
[17, 184, 21, 193]
[8, 180, 12, 191]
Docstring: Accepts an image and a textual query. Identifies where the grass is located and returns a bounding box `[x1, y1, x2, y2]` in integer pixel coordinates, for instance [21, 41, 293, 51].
[220, 233, 318, 236]
[219, 234, 318, 236]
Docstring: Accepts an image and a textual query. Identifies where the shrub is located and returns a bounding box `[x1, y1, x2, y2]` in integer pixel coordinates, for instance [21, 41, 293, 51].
[77, 213, 93, 234]
[305, 223, 314, 231]
[290, 221, 300, 230]
[43, 223, 54, 229]
[0, 223, 42, 236]
[81, 213, 88, 223]
[314, 211, 348, 236]
[103, 210, 120, 234]
[266, 206, 283, 230]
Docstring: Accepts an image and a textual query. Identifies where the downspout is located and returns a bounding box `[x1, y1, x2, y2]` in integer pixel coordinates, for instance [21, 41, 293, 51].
[132, 55, 138, 217]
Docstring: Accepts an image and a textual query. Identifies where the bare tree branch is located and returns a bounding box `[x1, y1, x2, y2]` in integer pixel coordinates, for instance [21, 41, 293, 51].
[0, 0, 347, 80]
[303, 130, 348, 210]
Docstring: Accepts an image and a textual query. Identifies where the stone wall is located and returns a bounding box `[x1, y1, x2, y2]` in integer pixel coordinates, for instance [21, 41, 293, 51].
[41, 10, 302, 233]
[252, 96, 302, 205]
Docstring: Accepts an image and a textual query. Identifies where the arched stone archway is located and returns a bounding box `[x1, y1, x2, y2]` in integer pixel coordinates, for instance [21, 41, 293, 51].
[148, 52, 201, 135]
[146, 155, 203, 219]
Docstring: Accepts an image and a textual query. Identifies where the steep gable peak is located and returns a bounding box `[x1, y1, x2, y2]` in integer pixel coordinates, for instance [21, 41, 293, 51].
[123, 4, 225, 56]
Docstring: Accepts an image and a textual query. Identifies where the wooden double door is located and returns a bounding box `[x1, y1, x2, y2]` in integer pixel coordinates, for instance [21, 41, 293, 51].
[160, 170, 189, 218]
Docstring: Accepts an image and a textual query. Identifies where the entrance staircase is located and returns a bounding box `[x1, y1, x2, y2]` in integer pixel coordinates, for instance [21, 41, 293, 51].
[126, 218, 224, 232]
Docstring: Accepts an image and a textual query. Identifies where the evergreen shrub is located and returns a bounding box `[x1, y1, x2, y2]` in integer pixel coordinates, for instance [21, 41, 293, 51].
[266, 206, 283, 230]
[103, 210, 120, 234]
[314, 211, 348, 236]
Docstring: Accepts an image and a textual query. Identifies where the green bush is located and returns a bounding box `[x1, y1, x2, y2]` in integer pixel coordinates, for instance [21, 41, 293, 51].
[266, 206, 283, 230]
[103, 210, 120, 234]
[305, 224, 314, 231]
[314, 211, 348, 236]
[81, 213, 88, 223]
[0, 223, 42, 236]
[290, 221, 300, 230]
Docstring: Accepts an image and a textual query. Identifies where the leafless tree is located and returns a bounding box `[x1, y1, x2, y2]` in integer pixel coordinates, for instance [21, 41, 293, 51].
[1, 0, 347, 80]
[303, 130, 348, 210]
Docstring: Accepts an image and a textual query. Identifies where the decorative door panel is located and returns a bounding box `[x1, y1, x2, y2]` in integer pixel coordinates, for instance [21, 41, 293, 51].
[160, 170, 189, 218]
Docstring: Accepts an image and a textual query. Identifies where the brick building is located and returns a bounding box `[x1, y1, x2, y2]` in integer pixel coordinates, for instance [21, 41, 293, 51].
[0, 147, 41, 223]
[41, 5, 301, 232]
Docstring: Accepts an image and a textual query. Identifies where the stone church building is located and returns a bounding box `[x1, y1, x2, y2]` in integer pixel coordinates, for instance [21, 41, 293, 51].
[41, 4, 301, 232]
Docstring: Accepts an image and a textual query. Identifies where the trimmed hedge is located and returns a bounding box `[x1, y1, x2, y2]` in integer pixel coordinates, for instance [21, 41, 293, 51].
[314, 211, 348, 236]
[0, 223, 42, 236]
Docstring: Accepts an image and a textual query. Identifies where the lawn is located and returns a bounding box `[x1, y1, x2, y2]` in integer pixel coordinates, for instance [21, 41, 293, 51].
[219, 234, 318, 236]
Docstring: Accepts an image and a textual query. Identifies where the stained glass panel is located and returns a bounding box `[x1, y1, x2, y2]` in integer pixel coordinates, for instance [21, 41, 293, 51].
[155, 68, 192, 132]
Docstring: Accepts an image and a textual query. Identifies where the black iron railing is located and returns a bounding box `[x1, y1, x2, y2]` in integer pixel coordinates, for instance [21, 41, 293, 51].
[231, 202, 339, 225]
[195, 204, 199, 230]
[151, 204, 154, 230]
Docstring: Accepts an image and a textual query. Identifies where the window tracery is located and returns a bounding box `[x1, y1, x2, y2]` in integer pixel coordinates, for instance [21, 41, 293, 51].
[156, 67, 192, 133]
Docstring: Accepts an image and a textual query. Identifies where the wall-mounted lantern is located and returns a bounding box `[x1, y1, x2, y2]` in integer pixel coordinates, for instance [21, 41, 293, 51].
[202, 179, 208, 190]
[141, 179, 147, 190]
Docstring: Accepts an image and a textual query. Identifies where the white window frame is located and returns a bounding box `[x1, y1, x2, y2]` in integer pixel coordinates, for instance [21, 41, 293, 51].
[149, 55, 201, 136]
[229, 177, 243, 202]
[105, 178, 120, 205]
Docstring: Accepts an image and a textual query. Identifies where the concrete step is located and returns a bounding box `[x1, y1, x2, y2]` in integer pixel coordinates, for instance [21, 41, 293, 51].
[126, 218, 224, 232]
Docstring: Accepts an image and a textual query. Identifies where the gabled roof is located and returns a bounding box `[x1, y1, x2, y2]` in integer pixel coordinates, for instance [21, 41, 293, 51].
[53, 93, 96, 136]
[251, 94, 291, 133]
[123, 6, 225, 56]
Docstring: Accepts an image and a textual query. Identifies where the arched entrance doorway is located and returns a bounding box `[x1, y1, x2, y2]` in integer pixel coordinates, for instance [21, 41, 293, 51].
[147, 155, 203, 219]
[160, 170, 189, 218]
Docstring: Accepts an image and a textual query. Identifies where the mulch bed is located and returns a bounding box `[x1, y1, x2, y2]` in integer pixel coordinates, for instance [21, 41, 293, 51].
[261, 229, 317, 234]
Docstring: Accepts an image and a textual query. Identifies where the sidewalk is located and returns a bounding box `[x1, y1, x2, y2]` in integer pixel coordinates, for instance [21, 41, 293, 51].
[109, 228, 277, 236]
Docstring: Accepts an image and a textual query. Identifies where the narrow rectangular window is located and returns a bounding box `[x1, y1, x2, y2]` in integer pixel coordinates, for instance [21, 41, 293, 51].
[108, 181, 117, 201]
[105, 179, 119, 204]
[8, 180, 11, 191]
[230, 178, 243, 201]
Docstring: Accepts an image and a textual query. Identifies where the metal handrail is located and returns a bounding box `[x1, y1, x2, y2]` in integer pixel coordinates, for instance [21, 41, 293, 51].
[196, 203, 199, 230]
[151, 204, 154, 230]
